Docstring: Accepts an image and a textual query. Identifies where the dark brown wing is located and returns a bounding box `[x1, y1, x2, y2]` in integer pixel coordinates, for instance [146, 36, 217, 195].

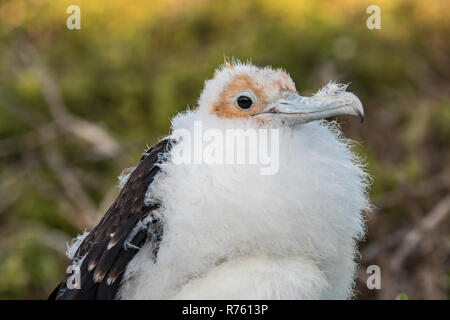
[50, 138, 174, 300]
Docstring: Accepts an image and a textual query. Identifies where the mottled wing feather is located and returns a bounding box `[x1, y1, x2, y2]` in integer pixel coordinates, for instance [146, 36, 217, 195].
[50, 138, 173, 300]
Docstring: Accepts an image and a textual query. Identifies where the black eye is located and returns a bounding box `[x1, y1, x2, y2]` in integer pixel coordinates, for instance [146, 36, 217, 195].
[236, 95, 253, 109]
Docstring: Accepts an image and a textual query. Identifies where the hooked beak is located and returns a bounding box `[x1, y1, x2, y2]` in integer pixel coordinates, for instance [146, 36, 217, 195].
[252, 83, 364, 124]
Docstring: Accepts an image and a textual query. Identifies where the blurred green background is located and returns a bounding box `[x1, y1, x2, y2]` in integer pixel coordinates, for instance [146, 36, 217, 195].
[0, 0, 449, 299]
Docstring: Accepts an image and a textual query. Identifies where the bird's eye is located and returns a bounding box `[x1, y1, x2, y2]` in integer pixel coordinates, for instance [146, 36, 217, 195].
[236, 95, 254, 110]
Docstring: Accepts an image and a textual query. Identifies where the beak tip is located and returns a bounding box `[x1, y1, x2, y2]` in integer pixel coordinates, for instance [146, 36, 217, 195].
[348, 93, 364, 124]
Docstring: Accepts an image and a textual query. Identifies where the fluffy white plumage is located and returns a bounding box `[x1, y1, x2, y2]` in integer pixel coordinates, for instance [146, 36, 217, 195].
[45, 61, 363, 300]
[114, 62, 370, 298]
[66, 231, 89, 260]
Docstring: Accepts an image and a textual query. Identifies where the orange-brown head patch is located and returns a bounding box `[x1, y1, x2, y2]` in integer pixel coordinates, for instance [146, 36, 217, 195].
[199, 62, 297, 120]
[211, 74, 267, 119]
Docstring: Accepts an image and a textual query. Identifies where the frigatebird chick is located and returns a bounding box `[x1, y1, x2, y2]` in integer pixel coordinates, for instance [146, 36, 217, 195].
[50, 61, 369, 300]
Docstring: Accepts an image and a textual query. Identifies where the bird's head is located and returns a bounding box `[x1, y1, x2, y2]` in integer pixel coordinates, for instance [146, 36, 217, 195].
[198, 61, 364, 126]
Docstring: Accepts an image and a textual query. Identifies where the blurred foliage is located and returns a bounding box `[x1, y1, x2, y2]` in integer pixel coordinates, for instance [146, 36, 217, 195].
[395, 293, 409, 300]
[0, 0, 449, 299]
